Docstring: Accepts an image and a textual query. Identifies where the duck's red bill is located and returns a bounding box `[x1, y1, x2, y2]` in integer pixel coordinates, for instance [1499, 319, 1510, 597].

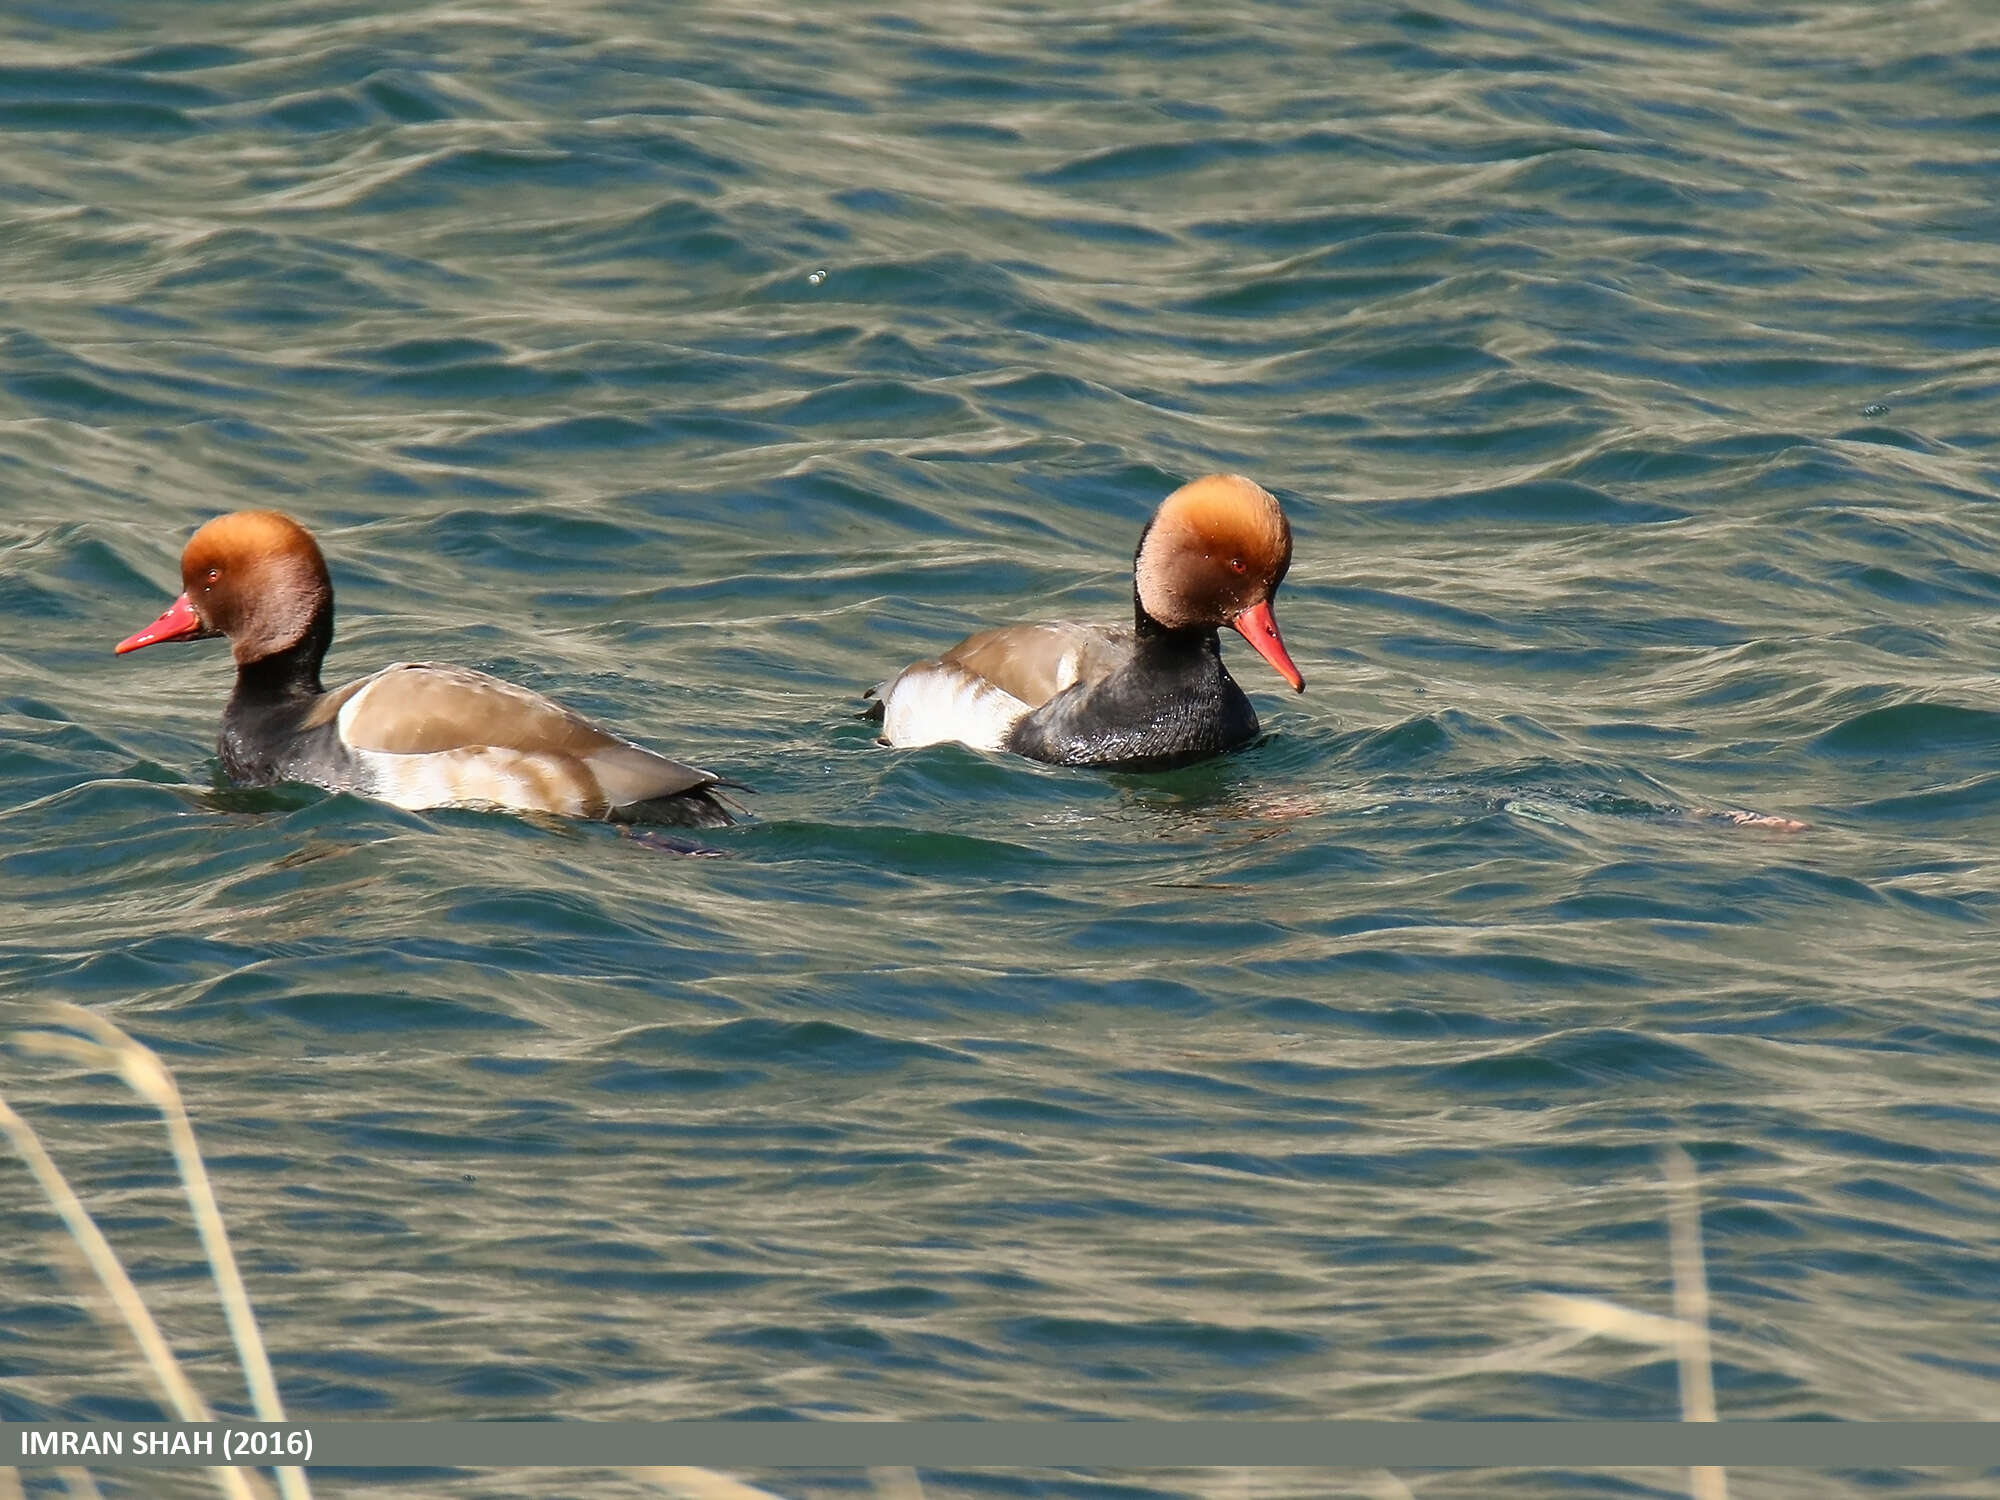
[1231, 599, 1304, 692]
[116, 592, 208, 654]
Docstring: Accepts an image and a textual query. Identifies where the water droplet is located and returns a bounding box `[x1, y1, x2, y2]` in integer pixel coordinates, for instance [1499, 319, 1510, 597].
[807, 269, 827, 287]
[1861, 402, 1889, 417]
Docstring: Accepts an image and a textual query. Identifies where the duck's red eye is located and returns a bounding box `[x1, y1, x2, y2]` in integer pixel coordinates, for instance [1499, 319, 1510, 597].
[205, 568, 220, 584]
[1228, 557, 1246, 575]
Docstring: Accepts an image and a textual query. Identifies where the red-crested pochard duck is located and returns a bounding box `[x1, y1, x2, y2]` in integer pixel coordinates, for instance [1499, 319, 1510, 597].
[117, 510, 736, 826]
[867, 474, 1304, 770]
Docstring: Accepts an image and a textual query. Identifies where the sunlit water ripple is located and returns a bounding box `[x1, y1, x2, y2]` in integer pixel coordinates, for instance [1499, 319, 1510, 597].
[2, 1, 1998, 1496]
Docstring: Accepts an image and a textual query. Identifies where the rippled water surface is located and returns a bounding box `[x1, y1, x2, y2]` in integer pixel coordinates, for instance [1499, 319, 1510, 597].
[4, 0, 2000, 1495]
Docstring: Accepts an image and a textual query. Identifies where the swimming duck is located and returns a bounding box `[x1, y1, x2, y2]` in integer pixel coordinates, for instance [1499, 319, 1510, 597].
[868, 474, 1303, 770]
[117, 510, 736, 826]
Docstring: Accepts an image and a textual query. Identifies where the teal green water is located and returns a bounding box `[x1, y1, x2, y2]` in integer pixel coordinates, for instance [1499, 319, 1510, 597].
[3, 1, 1999, 1496]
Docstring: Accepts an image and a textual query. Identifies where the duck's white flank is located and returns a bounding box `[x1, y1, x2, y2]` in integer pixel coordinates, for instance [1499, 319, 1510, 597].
[351, 743, 596, 816]
[878, 663, 1034, 752]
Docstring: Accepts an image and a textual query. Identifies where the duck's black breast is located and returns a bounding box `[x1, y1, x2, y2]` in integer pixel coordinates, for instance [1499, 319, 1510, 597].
[218, 681, 360, 794]
[1004, 628, 1260, 771]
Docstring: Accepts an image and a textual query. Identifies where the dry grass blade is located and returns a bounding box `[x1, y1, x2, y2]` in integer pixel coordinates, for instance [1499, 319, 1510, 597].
[0, 1087, 262, 1500]
[0, 1468, 25, 1500]
[1527, 1293, 1684, 1349]
[626, 1469, 795, 1500]
[0, 1091, 216, 1424]
[868, 1469, 927, 1500]
[47, 1247, 280, 1500]
[1663, 1147, 1726, 1500]
[15, 1009, 306, 1500]
[35, 1006, 311, 1500]
[1527, 1148, 1728, 1500]
[38, 1008, 290, 1416]
[1663, 1147, 1716, 1422]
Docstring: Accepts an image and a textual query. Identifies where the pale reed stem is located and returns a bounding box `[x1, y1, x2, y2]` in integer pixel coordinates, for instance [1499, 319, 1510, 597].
[1664, 1146, 1727, 1500]
[0, 1090, 258, 1500]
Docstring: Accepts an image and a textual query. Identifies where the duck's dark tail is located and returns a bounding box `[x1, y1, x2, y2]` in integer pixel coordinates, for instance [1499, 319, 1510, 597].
[628, 777, 748, 829]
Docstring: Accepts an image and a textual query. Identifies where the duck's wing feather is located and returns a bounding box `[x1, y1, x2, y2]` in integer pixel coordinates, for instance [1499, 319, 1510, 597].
[320, 663, 725, 812]
[939, 622, 1133, 709]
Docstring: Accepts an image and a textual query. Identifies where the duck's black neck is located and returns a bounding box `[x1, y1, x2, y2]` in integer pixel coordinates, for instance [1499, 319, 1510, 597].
[230, 607, 331, 709]
[1132, 589, 1222, 664]
[217, 607, 333, 787]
